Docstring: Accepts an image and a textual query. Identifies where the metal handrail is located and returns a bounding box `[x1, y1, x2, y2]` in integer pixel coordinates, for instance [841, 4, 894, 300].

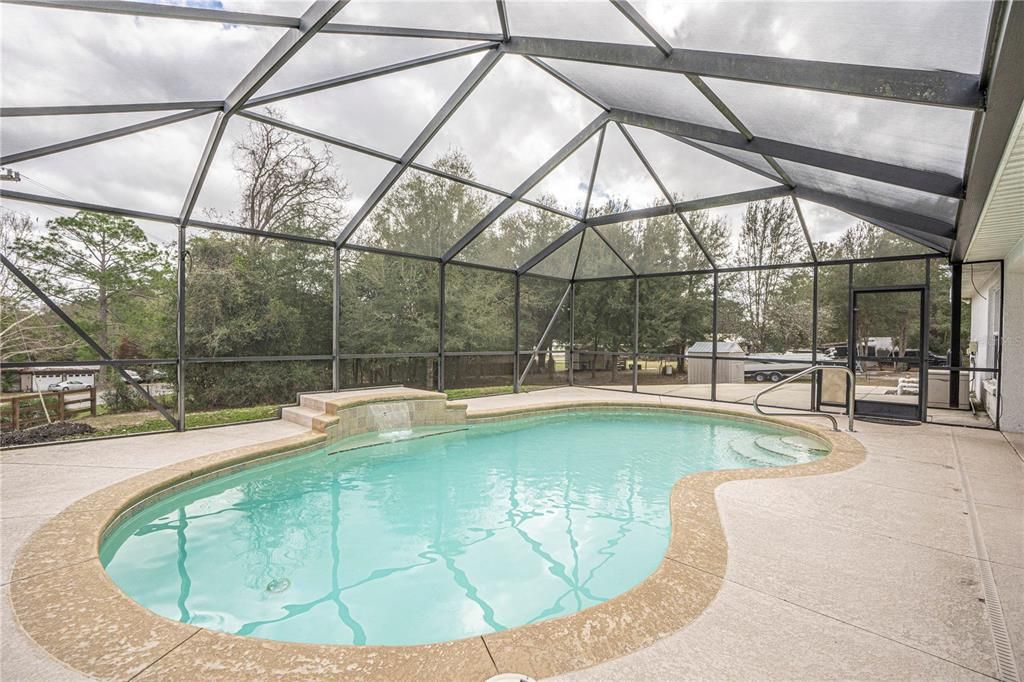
[752, 365, 856, 432]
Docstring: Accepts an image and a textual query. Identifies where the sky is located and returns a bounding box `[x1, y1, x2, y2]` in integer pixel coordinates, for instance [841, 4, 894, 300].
[0, 0, 992, 256]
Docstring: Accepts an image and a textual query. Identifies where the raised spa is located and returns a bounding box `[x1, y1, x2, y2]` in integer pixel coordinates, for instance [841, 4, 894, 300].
[101, 410, 827, 646]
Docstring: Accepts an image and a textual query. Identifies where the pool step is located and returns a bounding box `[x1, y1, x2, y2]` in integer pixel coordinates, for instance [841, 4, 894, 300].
[729, 437, 791, 467]
[754, 435, 824, 463]
[729, 434, 827, 467]
[781, 434, 830, 453]
[281, 405, 323, 430]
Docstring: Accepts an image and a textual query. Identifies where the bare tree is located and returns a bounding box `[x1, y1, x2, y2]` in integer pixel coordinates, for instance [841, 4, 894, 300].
[212, 109, 351, 244]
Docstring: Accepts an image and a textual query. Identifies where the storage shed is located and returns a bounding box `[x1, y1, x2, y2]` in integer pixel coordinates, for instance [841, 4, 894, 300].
[685, 342, 745, 385]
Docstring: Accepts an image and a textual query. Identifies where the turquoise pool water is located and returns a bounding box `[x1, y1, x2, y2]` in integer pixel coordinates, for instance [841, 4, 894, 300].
[101, 410, 826, 646]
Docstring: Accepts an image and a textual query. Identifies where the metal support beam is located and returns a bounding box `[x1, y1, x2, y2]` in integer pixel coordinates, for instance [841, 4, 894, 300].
[179, 1, 351, 228]
[590, 224, 636, 275]
[949, 262, 962, 407]
[632, 275, 640, 392]
[612, 110, 964, 197]
[338, 50, 503, 246]
[583, 125, 606, 219]
[524, 55, 610, 111]
[792, 196, 819, 262]
[577, 251, 941, 283]
[518, 222, 586, 275]
[238, 110, 400, 163]
[504, 36, 983, 109]
[811, 264, 819, 410]
[438, 262, 446, 392]
[570, 228, 587, 281]
[443, 112, 610, 262]
[189, 218, 336, 246]
[321, 22, 503, 42]
[792, 188, 954, 239]
[6, 0, 300, 28]
[0, 188, 178, 225]
[610, 0, 672, 56]
[332, 246, 341, 391]
[496, 0, 510, 42]
[175, 226, 186, 430]
[0, 253, 179, 429]
[711, 270, 718, 401]
[239, 108, 577, 223]
[1, 101, 223, 117]
[513, 273, 521, 393]
[1, 108, 211, 165]
[246, 43, 496, 109]
[584, 186, 791, 226]
[678, 67, 798, 196]
[615, 123, 718, 265]
[568, 282, 575, 385]
[518, 283, 572, 386]
[677, 136, 785, 184]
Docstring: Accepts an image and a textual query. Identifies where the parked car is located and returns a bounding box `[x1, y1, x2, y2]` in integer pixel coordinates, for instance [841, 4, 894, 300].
[47, 380, 87, 392]
[146, 369, 167, 381]
[123, 370, 144, 382]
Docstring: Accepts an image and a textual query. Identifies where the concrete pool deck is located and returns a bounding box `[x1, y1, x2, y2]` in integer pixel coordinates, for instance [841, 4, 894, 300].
[1, 387, 1021, 680]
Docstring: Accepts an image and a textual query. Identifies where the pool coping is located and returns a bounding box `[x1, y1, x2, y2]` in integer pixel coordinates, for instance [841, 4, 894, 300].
[9, 399, 866, 681]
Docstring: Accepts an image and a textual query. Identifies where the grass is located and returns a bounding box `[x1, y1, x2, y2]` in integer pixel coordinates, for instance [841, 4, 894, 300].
[86, 404, 280, 437]
[444, 385, 514, 400]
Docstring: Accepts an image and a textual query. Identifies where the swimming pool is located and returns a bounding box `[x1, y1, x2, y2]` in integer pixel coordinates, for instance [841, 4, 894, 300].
[101, 410, 827, 646]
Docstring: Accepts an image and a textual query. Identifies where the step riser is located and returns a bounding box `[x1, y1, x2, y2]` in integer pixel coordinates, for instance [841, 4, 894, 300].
[281, 407, 316, 429]
[300, 395, 329, 412]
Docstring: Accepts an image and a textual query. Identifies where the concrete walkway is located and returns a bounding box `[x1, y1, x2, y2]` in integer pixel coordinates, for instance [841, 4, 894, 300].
[2, 388, 1021, 680]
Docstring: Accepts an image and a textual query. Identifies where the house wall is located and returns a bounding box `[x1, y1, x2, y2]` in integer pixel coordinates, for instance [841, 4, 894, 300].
[1000, 240, 1024, 432]
[19, 371, 97, 392]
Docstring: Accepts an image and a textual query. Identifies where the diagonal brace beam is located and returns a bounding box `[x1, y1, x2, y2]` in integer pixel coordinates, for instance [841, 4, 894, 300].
[585, 186, 792, 226]
[518, 222, 586, 275]
[1, 102, 223, 117]
[179, 0, 350, 227]
[609, 0, 671, 56]
[519, 283, 572, 385]
[443, 112, 611, 262]
[0, 253, 180, 429]
[1, 109, 212, 165]
[4, 0, 300, 28]
[336, 49, 503, 246]
[245, 43, 494, 109]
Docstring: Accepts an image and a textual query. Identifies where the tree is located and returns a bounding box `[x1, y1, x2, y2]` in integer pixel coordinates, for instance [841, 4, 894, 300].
[729, 199, 808, 353]
[214, 110, 350, 243]
[0, 210, 79, 362]
[185, 116, 343, 406]
[12, 211, 171, 358]
[358, 151, 491, 256]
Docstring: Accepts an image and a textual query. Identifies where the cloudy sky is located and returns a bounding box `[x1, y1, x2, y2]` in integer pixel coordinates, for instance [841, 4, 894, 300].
[0, 0, 992, 261]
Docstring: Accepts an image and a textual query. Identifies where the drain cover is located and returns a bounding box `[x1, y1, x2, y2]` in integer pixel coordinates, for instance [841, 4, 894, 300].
[266, 578, 291, 593]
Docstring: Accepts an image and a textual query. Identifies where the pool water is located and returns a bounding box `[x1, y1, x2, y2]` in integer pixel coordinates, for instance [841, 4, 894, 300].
[101, 410, 826, 646]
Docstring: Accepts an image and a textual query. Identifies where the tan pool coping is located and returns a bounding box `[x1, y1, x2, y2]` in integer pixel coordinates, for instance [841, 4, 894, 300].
[8, 397, 865, 681]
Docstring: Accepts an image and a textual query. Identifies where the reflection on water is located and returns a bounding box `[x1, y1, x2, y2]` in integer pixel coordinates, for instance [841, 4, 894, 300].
[102, 411, 816, 645]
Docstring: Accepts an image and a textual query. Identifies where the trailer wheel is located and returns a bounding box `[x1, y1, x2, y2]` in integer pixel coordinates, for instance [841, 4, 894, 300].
[770, 372, 783, 382]
[754, 372, 767, 382]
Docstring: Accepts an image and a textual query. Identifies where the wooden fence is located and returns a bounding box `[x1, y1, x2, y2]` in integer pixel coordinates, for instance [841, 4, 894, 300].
[1, 388, 97, 432]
